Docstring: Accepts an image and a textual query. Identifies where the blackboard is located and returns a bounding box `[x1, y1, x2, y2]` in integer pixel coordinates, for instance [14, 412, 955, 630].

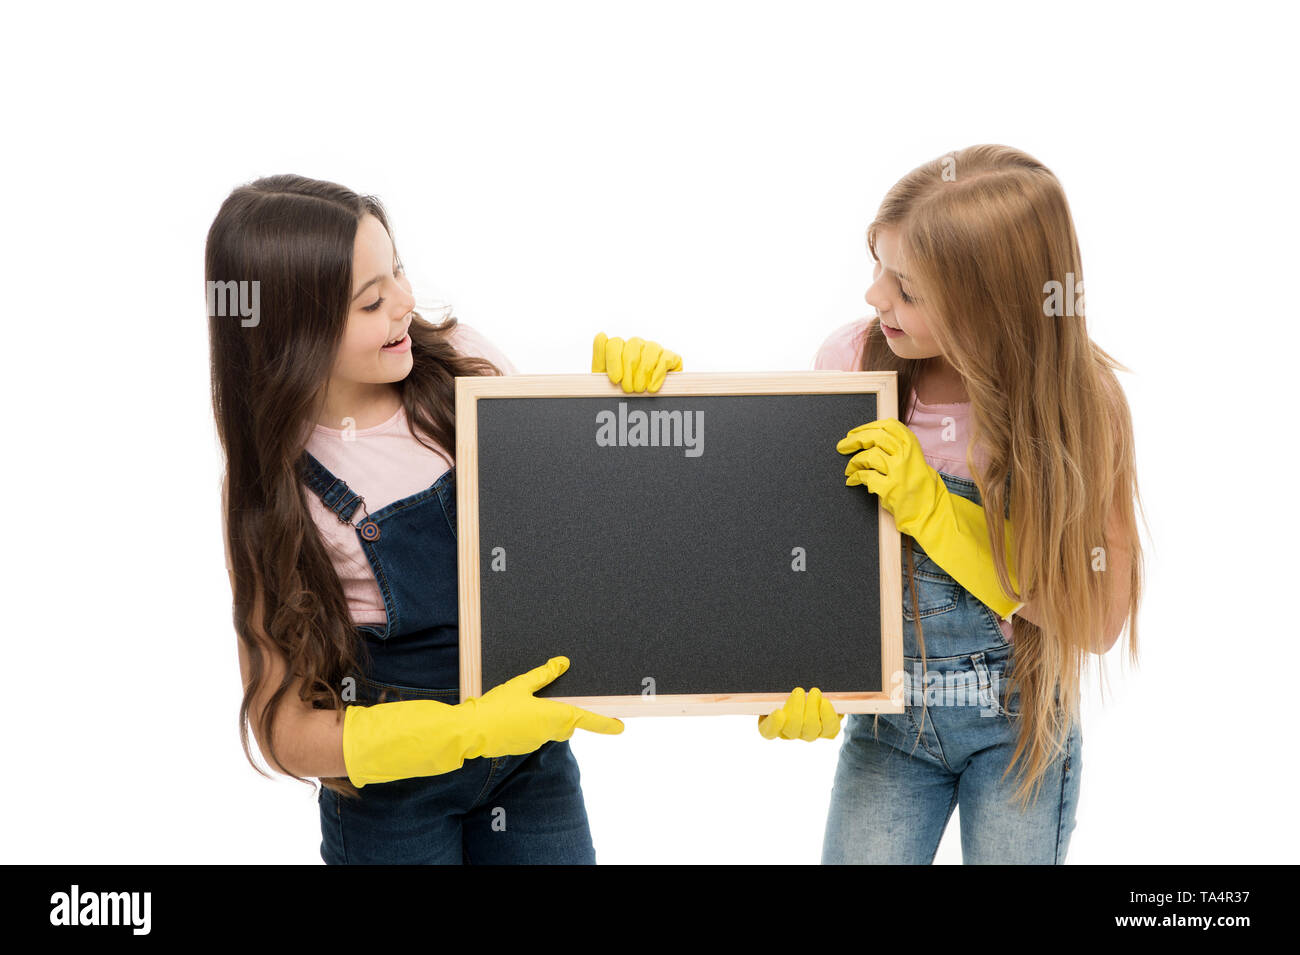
[455, 372, 903, 716]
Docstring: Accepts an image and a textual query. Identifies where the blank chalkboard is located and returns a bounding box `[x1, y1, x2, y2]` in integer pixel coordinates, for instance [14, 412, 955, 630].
[455, 372, 903, 716]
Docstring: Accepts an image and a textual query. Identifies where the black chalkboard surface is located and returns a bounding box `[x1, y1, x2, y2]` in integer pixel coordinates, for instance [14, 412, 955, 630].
[455, 372, 903, 716]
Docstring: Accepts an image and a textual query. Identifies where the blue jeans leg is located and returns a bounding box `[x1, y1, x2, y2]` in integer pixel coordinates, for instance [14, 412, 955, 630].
[318, 764, 478, 865]
[958, 720, 1082, 864]
[317, 740, 595, 864]
[461, 741, 596, 865]
[821, 712, 959, 864]
[822, 708, 1083, 864]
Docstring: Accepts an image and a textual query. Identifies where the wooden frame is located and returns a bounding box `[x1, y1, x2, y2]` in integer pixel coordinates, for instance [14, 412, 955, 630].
[455, 371, 903, 716]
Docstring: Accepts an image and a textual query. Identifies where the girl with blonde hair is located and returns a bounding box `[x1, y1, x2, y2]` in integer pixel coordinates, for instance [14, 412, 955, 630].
[759, 144, 1144, 864]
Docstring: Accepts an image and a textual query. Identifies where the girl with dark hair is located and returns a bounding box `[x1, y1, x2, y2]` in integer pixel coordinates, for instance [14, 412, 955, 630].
[206, 174, 681, 863]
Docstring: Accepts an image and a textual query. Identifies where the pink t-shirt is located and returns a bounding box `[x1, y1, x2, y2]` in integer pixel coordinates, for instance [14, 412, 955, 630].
[814, 317, 1017, 640]
[304, 322, 517, 625]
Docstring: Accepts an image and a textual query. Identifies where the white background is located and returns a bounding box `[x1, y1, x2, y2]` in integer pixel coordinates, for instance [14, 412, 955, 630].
[2, 0, 1294, 864]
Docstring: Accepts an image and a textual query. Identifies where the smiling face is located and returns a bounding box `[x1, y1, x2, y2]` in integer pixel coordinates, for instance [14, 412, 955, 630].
[865, 226, 943, 361]
[330, 212, 418, 389]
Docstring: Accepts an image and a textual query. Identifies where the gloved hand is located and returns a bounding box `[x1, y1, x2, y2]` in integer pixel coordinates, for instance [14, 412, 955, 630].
[838, 418, 1024, 620]
[592, 333, 683, 393]
[757, 687, 842, 740]
[341, 656, 624, 788]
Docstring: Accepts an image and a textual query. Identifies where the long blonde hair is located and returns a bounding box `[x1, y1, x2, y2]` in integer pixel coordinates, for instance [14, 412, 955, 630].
[859, 145, 1145, 810]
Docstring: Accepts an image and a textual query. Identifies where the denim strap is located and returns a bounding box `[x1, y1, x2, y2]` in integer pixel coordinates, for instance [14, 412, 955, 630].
[297, 450, 365, 524]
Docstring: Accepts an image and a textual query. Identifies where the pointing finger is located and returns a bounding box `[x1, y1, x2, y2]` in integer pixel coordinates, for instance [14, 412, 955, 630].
[571, 706, 625, 736]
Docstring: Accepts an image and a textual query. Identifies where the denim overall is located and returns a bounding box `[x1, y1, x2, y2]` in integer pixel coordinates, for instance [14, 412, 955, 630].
[299, 451, 595, 864]
[822, 471, 1082, 864]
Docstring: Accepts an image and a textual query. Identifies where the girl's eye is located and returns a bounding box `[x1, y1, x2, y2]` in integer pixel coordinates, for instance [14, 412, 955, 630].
[361, 264, 403, 312]
[899, 287, 915, 305]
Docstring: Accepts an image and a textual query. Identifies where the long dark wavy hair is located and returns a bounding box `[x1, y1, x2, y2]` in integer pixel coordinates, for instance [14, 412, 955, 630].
[206, 175, 503, 799]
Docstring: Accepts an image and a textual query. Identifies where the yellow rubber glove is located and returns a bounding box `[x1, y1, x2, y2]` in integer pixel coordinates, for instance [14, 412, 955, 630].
[838, 418, 1024, 621]
[592, 333, 683, 393]
[341, 656, 624, 788]
[757, 687, 842, 740]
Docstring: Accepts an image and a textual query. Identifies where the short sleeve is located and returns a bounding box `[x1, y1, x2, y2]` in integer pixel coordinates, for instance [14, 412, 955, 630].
[813, 318, 872, 371]
[446, 322, 519, 375]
